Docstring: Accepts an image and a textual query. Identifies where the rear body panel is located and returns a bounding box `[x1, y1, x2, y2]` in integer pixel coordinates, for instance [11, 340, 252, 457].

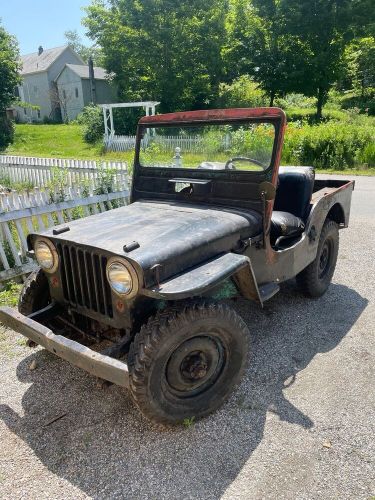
[249, 178, 355, 284]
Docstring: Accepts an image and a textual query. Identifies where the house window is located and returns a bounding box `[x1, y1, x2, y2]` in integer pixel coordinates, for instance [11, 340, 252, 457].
[75, 88, 79, 98]
[37, 109, 41, 119]
[63, 90, 66, 99]
[24, 108, 27, 115]
[14, 86, 20, 98]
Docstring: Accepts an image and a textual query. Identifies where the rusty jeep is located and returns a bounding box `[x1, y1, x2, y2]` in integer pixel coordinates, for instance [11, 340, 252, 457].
[0, 108, 354, 425]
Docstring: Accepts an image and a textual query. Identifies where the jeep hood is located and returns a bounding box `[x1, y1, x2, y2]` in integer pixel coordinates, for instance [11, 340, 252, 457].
[34, 201, 262, 286]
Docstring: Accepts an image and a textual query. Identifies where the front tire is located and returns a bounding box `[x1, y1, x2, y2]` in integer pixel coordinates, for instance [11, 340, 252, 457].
[18, 269, 50, 315]
[128, 302, 249, 425]
[297, 219, 339, 298]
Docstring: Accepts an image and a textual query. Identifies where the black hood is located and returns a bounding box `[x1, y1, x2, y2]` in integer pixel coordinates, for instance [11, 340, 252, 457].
[36, 201, 262, 286]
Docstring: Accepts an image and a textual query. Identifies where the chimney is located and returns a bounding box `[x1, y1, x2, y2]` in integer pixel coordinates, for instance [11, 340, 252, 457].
[38, 46, 43, 56]
[88, 56, 97, 105]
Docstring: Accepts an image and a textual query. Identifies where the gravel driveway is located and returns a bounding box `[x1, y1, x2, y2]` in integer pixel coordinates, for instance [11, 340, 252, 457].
[0, 175, 374, 500]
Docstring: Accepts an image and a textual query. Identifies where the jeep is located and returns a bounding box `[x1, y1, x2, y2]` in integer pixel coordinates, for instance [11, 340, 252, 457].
[0, 108, 354, 425]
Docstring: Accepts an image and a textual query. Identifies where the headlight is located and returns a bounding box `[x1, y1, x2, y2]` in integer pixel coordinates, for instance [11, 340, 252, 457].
[34, 238, 58, 273]
[106, 258, 138, 298]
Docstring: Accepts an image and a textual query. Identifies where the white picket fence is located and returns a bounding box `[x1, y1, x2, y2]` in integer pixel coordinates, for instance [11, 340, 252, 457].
[0, 183, 130, 283]
[0, 155, 129, 189]
[104, 134, 204, 153]
[104, 135, 137, 152]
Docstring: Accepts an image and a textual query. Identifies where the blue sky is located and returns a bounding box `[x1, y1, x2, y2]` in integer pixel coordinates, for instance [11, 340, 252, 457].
[1, 0, 92, 55]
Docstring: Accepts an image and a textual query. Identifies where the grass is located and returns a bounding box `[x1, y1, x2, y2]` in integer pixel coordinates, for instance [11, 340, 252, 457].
[5, 124, 133, 162]
[0, 282, 22, 308]
[0, 282, 22, 358]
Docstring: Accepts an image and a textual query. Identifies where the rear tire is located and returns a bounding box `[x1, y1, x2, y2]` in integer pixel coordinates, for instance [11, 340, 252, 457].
[297, 219, 339, 298]
[128, 301, 249, 426]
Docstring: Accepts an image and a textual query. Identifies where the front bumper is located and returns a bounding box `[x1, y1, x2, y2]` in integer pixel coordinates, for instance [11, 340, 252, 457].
[0, 306, 130, 388]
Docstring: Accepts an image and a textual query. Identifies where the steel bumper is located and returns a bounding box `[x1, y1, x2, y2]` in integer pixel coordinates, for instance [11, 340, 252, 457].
[0, 306, 129, 388]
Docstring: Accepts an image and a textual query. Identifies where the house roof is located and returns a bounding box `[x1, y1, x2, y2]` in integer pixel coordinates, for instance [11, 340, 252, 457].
[64, 64, 109, 80]
[20, 45, 84, 75]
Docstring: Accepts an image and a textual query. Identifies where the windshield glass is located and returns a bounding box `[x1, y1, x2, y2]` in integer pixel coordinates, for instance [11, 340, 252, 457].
[139, 122, 276, 172]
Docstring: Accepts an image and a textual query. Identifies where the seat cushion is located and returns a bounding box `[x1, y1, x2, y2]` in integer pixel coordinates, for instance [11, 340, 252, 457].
[275, 166, 315, 220]
[271, 211, 305, 239]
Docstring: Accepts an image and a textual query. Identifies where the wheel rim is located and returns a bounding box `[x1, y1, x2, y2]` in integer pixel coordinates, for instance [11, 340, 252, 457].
[165, 336, 225, 398]
[318, 238, 332, 279]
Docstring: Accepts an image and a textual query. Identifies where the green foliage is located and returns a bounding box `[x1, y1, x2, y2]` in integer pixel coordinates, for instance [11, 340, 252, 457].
[276, 94, 316, 110]
[0, 170, 33, 192]
[0, 114, 14, 151]
[182, 416, 195, 428]
[0, 23, 21, 111]
[282, 122, 375, 170]
[218, 75, 266, 108]
[0, 282, 22, 307]
[64, 29, 104, 66]
[225, 0, 313, 105]
[230, 124, 275, 163]
[343, 37, 375, 94]
[6, 124, 107, 160]
[285, 108, 349, 125]
[84, 0, 227, 112]
[280, 0, 374, 118]
[77, 105, 104, 144]
[356, 142, 375, 167]
[341, 91, 375, 115]
[94, 163, 117, 195]
[81, 0, 374, 120]
[48, 167, 69, 203]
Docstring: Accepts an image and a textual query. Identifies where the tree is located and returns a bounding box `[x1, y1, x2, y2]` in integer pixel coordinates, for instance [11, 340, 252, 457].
[282, 0, 374, 118]
[0, 23, 21, 149]
[83, 0, 228, 113]
[224, 0, 311, 106]
[64, 29, 104, 66]
[344, 37, 375, 95]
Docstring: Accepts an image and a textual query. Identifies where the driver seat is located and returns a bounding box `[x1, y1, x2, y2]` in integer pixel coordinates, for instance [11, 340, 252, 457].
[271, 166, 315, 244]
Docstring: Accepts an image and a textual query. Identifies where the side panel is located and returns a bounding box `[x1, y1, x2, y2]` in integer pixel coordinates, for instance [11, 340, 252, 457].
[249, 181, 355, 285]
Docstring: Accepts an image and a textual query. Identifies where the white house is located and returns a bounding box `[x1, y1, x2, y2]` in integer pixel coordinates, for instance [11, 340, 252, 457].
[55, 63, 116, 122]
[14, 45, 116, 123]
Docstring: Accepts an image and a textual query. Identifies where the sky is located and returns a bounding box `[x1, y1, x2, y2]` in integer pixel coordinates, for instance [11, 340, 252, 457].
[0, 0, 92, 55]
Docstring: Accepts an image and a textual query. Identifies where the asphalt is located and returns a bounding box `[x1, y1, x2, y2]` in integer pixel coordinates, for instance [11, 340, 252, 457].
[0, 174, 374, 500]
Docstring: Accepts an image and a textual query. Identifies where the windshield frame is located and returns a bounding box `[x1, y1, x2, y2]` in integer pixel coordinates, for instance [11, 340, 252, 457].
[134, 108, 286, 178]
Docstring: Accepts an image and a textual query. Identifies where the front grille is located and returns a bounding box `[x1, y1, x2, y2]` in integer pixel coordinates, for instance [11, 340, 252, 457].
[56, 244, 113, 318]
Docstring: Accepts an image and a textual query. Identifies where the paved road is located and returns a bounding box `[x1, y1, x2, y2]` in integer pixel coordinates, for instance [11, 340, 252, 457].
[0, 175, 374, 499]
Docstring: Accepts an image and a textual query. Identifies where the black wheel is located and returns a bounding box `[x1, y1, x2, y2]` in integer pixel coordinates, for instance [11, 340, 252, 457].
[18, 269, 50, 315]
[128, 302, 249, 425]
[297, 219, 339, 298]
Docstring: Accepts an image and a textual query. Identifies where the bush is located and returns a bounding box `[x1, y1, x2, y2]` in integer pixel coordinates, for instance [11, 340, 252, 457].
[357, 142, 375, 167]
[285, 107, 348, 124]
[282, 122, 375, 169]
[0, 113, 14, 150]
[77, 105, 104, 144]
[218, 75, 267, 108]
[341, 90, 375, 116]
[275, 93, 316, 109]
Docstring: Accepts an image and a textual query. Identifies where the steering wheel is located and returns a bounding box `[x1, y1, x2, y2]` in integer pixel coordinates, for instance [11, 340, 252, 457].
[225, 157, 266, 170]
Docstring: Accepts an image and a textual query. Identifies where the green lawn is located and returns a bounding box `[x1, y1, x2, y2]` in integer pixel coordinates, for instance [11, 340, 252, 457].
[5, 124, 133, 162]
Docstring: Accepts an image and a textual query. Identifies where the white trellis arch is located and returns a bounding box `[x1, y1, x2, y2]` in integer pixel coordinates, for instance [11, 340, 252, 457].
[101, 102, 160, 148]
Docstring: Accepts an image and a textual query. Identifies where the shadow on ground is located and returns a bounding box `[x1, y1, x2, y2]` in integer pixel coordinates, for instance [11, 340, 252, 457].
[0, 282, 368, 499]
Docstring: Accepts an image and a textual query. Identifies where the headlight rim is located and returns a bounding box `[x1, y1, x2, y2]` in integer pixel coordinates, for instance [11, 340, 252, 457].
[106, 257, 139, 299]
[34, 237, 59, 274]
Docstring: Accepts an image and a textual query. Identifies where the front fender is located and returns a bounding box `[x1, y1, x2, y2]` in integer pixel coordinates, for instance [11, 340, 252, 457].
[141, 252, 261, 304]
